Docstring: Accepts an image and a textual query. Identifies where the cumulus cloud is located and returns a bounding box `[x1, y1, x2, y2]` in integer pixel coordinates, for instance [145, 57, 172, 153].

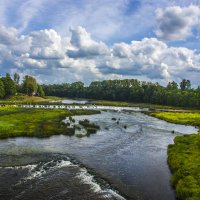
[0, 26, 18, 45]
[155, 5, 200, 40]
[29, 29, 68, 59]
[67, 26, 110, 58]
[0, 25, 200, 85]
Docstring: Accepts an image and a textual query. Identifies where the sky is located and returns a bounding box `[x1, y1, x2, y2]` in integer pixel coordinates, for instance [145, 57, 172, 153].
[0, 0, 200, 86]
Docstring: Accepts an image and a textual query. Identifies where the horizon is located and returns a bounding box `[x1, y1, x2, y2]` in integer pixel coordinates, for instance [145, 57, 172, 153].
[0, 0, 200, 86]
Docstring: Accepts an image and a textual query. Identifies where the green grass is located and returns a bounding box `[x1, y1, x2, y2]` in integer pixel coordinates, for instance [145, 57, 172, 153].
[149, 112, 200, 127]
[89, 100, 185, 110]
[44, 96, 63, 101]
[168, 135, 200, 200]
[149, 111, 200, 200]
[0, 95, 62, 104]
[78, 119, 100, 135]
[0, 106, 100, 139]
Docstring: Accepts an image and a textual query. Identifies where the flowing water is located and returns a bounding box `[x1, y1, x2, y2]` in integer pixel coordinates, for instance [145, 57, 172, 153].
[0, 109, 198, 200]
[62, 99, 88, 104]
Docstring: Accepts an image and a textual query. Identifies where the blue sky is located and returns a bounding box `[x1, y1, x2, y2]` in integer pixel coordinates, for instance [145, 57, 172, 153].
[0, 0, 200, 86]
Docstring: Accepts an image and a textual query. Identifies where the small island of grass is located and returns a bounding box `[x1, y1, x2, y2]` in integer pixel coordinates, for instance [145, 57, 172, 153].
[0, 106, 100, 139]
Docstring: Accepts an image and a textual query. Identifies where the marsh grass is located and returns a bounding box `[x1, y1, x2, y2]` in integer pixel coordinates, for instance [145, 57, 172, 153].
[79, 119, 100, 135]
[168, 135, 200, 200]
[149, 111, 200, 200]
[149, 112, 200, 127]
[89, 100, 184, 109]
[0, 106, 100, 139]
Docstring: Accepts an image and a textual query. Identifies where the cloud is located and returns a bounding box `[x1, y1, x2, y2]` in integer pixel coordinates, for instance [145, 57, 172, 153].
[67, 26, 110, 58]
[155, 5, 200, 41]
[29, 29, 67, 59]
[0, 26, 18, 45]
[1, 0, 200, 45]
[0, 25, 200, 85]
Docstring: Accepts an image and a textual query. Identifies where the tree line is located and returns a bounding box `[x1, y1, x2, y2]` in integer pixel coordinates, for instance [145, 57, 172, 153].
[0, 73, 45, 98]
[1, 73, 199, 108]
[42, 79, 200, 108]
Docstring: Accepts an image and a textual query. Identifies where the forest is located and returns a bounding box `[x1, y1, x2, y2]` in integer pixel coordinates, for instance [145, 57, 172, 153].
[0, 73, 45, 98]
[1, 73, 200, 108]
[42, 79, 200, 108]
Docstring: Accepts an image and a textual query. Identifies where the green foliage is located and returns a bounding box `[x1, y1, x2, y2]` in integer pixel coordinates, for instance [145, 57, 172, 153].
[13, 73, 20, 84]
[79, 119, 100, 129]
[42, 79, 200, 108]
[0, 95, 51, 104]
[0, 79, 5, 98]
[167, 81, 178, 90]
[0, 106, 100, 139]
[168, 134, 200, 200]
[1, 73, 16, 96]
[22, 75, 38, 96]
[180, 79, 191, 91]
[86, 127, 98, 134]
[37, 84, 45, 97]
[79, 119, 100, 135]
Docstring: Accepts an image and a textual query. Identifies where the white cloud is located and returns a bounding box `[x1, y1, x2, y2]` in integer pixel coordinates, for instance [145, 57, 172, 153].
[0, 26, 200, 85]
[29, 29, 68, 59]
[0, 26, 18, 45]
[67, 26, 110, 58]
[155, 5, 200, 40]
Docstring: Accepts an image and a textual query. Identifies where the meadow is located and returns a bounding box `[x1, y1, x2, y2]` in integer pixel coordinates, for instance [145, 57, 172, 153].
[0, 95, 62, 104]
[0, 106, 99, 139]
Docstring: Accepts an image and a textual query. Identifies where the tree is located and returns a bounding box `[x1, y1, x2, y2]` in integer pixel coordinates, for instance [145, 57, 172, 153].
[1, 73, 16, 96]
[22, 75, 38, 96]
[0, 79, 5, 98]
[14, 73, 20, 84]
[180, 79, 191, 90]
[37, 85, 45, 97]
[42, 78, 200, 108]
[167, 81, 178, 90]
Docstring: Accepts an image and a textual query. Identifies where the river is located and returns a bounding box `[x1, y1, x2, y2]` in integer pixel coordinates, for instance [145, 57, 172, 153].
[0, 107, 198, 200]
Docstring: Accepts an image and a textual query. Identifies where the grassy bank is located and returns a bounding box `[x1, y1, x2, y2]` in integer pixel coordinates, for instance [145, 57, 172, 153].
[149, 111, 200, 200]
[168, 135, 200, 200]
[0, 95, 62, 104]
[0, 106, 100, 139]
[89, 100, 186, 110]
[149, 112, 200, 127]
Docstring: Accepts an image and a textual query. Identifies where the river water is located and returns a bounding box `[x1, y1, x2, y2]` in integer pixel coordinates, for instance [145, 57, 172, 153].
[0, 109, 198, 200]
[62, 99, 88, 104]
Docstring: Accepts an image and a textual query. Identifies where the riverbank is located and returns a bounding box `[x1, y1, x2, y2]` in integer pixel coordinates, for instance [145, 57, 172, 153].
[0, 106, 100, 139]
[148, 111, 200, 200]
[148, 112, 200, 127]
[88, 100, 198, 111]
[0, 95, 62, 104]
